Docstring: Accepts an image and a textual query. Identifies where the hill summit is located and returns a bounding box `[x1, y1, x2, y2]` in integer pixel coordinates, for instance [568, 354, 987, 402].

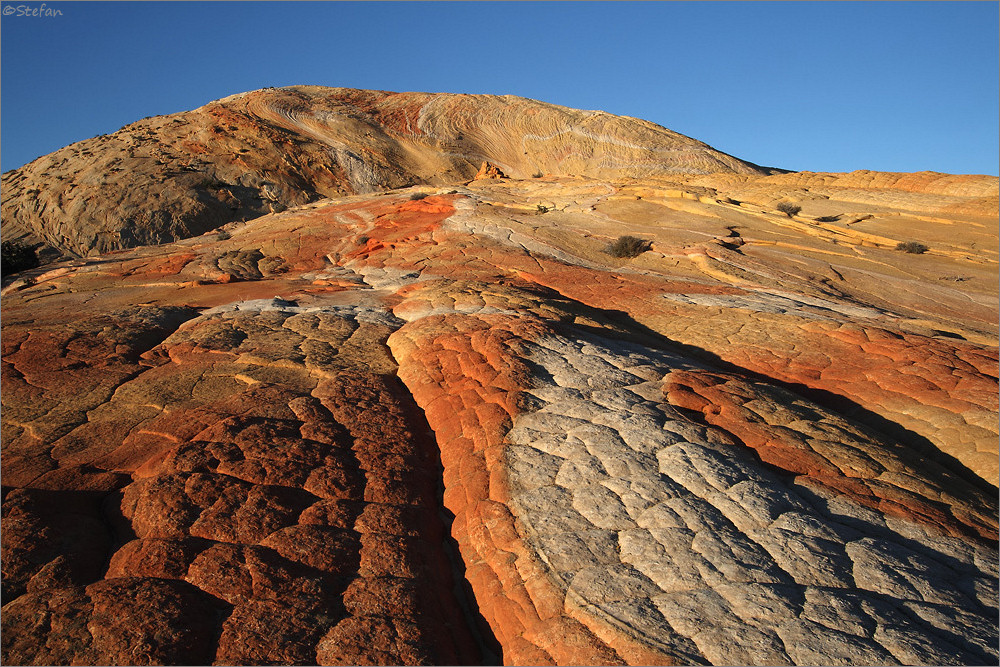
[2, 86, 771, 260]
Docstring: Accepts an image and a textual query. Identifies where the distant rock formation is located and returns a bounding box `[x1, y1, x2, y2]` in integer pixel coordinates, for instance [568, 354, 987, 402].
[474, 161, 508, 180]
[2, 90, 998, 666]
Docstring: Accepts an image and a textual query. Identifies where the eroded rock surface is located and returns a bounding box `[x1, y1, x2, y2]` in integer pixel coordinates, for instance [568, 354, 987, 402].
[2, 298, 483, 665]
[2, 96, 998, 666]
[1, 86, 770, 261]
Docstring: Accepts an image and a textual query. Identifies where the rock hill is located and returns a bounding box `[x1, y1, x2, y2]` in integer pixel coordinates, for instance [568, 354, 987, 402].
[1, 86, 769, 261]
[2, 88, 998, 666]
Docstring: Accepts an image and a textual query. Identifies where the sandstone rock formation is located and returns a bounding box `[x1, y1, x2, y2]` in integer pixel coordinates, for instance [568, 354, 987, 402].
[2, 90, 998, 666]
[1, 86, 769, 262]
[475, 162, 509, 180]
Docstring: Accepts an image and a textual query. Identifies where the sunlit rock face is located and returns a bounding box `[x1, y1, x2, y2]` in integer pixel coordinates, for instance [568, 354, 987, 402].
[1, 86, 769, 261]
[2, 90, 998, 666]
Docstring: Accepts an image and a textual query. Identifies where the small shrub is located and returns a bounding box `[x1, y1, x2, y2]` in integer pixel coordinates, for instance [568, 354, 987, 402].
[532, 171, 543, 178]
[814, 215, 841, 222]
[896, 241, 929, 254]
[1, 240, 39, 276]
[258, 256, 289, 275]
[606, 235, 652, 258]
[216, 230, 232, 240]
[776, 202, 801, 217]
[536, 204, 550, 214]
[357, 236, 370, 245]
[409, 192, 429, 200]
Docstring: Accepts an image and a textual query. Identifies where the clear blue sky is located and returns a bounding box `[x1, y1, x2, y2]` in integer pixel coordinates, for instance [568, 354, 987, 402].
[2, 1, 998, 175]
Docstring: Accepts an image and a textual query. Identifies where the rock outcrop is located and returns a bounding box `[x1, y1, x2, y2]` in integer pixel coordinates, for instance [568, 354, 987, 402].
[475, 161, 509, 180]
[1, 86, 770, 261]
[2, 91, 998, 666]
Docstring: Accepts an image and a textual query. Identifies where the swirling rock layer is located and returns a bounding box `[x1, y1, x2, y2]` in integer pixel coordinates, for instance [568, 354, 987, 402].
[1, 86, 769, 261]
[2, 109, 998, 666]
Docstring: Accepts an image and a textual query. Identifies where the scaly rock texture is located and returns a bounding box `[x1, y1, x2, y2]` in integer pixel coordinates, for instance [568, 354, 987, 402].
[2, 91, 998, 666]
[2, 298, 484, 665]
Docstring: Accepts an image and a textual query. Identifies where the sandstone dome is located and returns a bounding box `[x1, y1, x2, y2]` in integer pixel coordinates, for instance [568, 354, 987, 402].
[1, 86, 771, 259]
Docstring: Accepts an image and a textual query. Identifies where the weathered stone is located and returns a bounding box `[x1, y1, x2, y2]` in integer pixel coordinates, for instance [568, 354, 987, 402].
[475, 161, 508, 180]
[3, 90, 997, 665]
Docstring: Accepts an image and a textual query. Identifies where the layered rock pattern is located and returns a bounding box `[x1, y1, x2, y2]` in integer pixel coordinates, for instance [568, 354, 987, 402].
[3, 100, 999, 665]
[1, 86, 770, 261]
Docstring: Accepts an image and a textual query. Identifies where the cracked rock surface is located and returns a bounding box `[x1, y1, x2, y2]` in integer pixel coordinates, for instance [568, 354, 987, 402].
[2, 107, 998, 665]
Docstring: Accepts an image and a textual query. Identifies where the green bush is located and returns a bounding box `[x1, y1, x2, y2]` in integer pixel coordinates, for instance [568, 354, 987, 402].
[896, 241, 929, 254]
[814, 215, 841, 222]
[409, 192, 429, 200]
[532, 171, 544, 178]
[606, 235, 652, 258]
[1, 240, 39, 276]
[536, 204, 550, 214]
[776, 202, 801, 217]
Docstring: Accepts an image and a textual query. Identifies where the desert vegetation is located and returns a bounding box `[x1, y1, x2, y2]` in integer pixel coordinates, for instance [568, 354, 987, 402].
[776, 202, 802, 217]
[896, 241, 929, 254]
[1, 240, 39, 276]
[606, 235, 652, 258]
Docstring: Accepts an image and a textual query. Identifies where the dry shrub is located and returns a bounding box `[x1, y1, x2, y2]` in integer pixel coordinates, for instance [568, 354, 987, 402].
[606, 235, 652, 258]
[896, 241, 929, 254]
[776, 202, 801, 217]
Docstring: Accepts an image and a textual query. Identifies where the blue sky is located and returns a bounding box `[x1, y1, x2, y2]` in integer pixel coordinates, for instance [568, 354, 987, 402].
[2, 1, 998, 175]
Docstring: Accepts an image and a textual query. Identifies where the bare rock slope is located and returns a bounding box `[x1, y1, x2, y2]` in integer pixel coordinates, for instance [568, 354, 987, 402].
[1, 86, 767, 260]
[2, 89, 998, 666]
